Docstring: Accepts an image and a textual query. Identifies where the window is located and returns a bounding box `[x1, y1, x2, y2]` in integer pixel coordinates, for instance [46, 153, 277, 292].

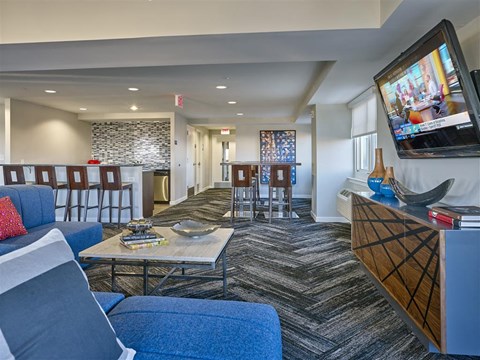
[349, 88, 377, 180]
[354, 133, 377, 177]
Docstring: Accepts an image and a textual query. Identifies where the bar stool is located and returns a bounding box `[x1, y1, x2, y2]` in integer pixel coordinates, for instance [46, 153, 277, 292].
[65, 166, 100, 222]
[34, 165, 68, 213]
[251, 165, 261, 204]
[231, 165, 257, 222]
[3, 165, 28, 185]
[268, 164, 293, 223]
[98, 166, 133, 227]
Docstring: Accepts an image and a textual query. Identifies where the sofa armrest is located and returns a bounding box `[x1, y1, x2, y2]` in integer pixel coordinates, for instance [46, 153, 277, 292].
[92, 292, 125, 314]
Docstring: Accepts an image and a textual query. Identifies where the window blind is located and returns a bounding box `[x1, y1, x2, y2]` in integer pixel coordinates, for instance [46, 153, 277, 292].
[350, 91, 377, 138]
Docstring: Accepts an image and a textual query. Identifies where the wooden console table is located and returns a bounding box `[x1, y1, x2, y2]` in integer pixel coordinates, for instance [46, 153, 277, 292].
[351, 192, 480, 356]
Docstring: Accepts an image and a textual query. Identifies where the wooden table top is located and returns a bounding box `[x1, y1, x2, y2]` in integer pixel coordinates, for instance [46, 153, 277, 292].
[79, 227, 234, 263]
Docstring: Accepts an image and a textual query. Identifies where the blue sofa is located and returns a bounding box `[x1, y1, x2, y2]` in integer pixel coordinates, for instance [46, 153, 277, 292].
[0, 185, 102, 260]
[0, 223, 282, 360]
[94, 292, 282, 359]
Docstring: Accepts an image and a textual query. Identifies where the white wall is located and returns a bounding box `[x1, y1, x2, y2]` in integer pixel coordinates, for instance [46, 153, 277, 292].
[171, 113, 188, 204]
[377, 16, 480, 207]
[235, 123, 311, 198]
[10, 99, 91, 163]
[311, 104, 353, 221]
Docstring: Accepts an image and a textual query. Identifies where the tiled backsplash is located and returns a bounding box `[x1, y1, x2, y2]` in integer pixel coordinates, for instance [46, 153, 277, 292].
[91, 121, 171, 169]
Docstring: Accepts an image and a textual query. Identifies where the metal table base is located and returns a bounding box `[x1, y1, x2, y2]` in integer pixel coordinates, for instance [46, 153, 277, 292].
[81, 250, 228, 297]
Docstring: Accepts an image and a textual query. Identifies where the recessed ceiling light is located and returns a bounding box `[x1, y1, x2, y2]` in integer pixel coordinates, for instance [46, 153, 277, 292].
[44, 89, 56, 94]
[227, 101, 237, 105]
[130, 105, 139, 111]
[236, 112, 244, 116]
[216, 85, 227, 90]
[128, 87, 139, 91]
[79, 107, 87, 111]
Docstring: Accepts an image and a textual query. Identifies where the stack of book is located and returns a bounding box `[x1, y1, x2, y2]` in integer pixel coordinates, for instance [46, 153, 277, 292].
[120, 230, 168, 250]
[428, 205, 480, 228]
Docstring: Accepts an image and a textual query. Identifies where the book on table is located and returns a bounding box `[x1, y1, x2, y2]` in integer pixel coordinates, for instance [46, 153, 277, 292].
[428, 210, 480, 228]
[121, 231, 164, 243]
[430, 206, 480, 221]
[120, 239, 169, 250]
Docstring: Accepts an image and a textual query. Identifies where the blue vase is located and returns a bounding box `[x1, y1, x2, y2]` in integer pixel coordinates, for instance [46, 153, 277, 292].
[367, 148, 385, 195]
[368, 177, 384, 195]
[380, 183, 395, 197]
[380, 166, 396, 198]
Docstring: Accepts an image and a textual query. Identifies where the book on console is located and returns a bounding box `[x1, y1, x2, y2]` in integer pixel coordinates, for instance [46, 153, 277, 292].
[429, 210, 480, 227]
[430, 206, 480, 221]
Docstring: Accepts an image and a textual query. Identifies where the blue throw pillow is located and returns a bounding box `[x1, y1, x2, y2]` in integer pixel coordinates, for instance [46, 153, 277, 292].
[0, 229, 135, 360]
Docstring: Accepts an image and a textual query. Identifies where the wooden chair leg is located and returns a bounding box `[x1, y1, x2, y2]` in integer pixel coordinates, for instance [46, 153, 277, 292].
[269, 186, 273, 223]
[129, 187, 133, 221]
[77, 190, 82, 222]
[249, 187, 253, 222]
[64, 190, 71, 221]
[230, 187, 235, 223]
[83, 190, 90, 222]
[109, 191, 113, 224]
[288, 187, 292, 220]
[117, 190, 123, 228]
[98, 190, 105, 222]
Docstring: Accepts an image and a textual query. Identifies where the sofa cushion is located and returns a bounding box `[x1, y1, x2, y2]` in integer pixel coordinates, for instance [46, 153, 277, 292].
[93, 292, 126, 314]
[0, 221, 102, 261]
[0, 229, 135, 360]
[108, 296, 282, 360]
[0, 196, 28, 240]
[0, 185, 55, 228]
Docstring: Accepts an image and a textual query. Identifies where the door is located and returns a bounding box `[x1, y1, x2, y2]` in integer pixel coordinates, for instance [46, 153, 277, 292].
[186, 126, 196, 197]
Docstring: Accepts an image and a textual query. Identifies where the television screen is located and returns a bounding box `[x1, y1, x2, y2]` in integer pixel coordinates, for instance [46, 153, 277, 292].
[374, 19, 480, 158]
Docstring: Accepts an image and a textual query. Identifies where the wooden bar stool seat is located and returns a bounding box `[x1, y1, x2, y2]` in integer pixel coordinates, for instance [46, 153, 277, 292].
[35, 165, 68, 213]
[2, 165, 32, 185]
[65, 166, 100, 222]
[268, 164, 293, 223]
[231, 165, 257, 222]
[98, 166, 133, 227]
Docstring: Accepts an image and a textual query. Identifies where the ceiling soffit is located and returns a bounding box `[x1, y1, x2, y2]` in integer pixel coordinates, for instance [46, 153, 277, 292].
[0, 0, 383, 44]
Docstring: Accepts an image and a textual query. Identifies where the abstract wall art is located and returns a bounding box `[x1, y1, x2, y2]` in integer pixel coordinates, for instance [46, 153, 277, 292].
[259, 130, 296, 184]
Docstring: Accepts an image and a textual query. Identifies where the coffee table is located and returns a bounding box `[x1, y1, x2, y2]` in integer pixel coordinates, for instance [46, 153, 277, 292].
[79, 226, 234, 296]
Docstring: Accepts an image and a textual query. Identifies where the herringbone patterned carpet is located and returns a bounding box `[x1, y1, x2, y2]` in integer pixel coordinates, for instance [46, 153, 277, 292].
[86, 189, 476, 360]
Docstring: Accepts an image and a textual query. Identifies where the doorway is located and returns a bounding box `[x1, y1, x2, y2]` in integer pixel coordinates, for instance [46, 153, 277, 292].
[186, 125, 200, 197]
[212, 133, 236, 188]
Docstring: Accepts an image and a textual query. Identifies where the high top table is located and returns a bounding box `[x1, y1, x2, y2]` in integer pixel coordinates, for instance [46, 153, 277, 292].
[220, 161, 301, 220]
[80, 227, 234, 296]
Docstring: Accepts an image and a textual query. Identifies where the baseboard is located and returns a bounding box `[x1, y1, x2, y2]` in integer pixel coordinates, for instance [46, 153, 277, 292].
[310, 211, 350, 223]
[199, 185, 212, 193]
[170, 195, 188, 205]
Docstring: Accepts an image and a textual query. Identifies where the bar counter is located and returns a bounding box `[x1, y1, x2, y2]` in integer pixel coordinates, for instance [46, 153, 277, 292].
[1, 164, 147, 223]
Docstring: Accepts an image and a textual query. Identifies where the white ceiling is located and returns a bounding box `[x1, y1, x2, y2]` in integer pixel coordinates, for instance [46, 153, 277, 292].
[0, 0, 479, 126]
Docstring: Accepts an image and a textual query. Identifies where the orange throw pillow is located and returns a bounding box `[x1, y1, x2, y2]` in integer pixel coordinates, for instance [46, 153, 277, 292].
[0, 196, 28, 240]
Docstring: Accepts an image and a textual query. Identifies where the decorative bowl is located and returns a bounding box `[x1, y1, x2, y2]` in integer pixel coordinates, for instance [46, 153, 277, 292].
[389, 178, 455, 207]
[127, 219, 153, 233]
[171, 220, 220, 238]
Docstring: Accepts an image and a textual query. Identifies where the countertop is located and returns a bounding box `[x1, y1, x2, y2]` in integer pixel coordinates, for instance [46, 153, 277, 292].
[5, 163, 145, 167]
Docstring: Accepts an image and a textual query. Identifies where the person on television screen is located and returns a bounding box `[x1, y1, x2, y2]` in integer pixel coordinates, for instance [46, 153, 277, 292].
[426, 74, 438, 97]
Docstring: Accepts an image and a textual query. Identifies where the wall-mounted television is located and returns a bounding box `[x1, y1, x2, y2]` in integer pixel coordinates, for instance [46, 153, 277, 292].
[374, 19, 480, 158]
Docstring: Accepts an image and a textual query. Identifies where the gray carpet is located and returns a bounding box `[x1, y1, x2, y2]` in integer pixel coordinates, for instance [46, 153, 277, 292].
[86, 189, 477, 360]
